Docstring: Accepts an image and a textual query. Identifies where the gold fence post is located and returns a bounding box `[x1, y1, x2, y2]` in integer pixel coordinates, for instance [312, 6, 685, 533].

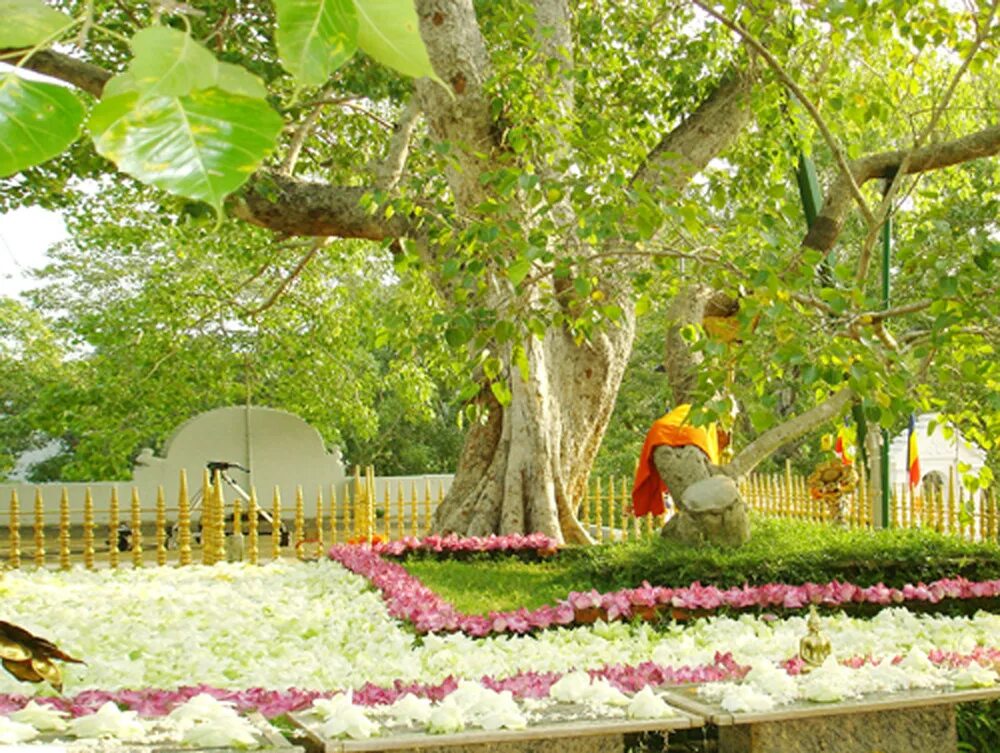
[82, 488, 94, 570]
[294, 485, 305, 559]
[582, 479, 591, 533]
[33, 489, 45, 568]
[352, 467, 363, 539]
[594, 477, 603, 543]
[8, 490, 20, 569]
[247, 487, 259, 565]
[369, 467, 378, 542]
[381, 482, 390, 540]
[200, 469, 213, 565]
[108, 487, 120, 568]
[330, 484, 338, 546]
[178, 470, 192, 566]
[204, 473, 217, 565]
[155, 486, 167, 567]
[607, 477, 617, 543]
[410, 481, 419, 538]
[342, 481, 352, 540]
[215, 473, 226, 558]
[316, 487, 325, 553]
[59, 488, 70, 571]
[621, 476, 630, 544]
[396, 483, 405, 541]
[271, 487, 282, 560]
[130, 487, 143, 567]
[422, 477, 431, 536]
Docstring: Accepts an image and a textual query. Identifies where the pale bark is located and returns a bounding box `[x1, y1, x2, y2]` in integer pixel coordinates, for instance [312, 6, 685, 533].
[724, 388, 856, 478]
[433, 313, 636, 544]
[663, 284, 715, 406]
[803, 125, 1000, 255]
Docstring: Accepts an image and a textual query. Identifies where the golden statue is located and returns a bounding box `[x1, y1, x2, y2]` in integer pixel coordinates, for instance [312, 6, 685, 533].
[799, 607, 831, 672]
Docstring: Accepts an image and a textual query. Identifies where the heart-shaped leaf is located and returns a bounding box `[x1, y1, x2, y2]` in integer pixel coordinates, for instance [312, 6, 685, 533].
[275, 0, 358, 87]
[0, 0, 72, 48]
[0, 73, 84, 177]
[216, 62, 268, 99]
[353, 0, 441, 83]
[106, 63, 267, 101]
[129, 26, 219, 97]
[88, 88, 282, 212]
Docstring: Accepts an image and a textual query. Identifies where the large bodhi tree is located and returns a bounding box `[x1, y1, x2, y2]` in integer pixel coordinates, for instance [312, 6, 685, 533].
[2, 0, 998, 542]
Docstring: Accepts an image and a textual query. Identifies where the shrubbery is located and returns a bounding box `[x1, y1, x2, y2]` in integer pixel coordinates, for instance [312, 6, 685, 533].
[565, 516, 1000, 591]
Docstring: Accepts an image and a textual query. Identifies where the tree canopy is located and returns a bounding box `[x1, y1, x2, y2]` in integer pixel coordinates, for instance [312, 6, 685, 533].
[1, 0, 998, 530]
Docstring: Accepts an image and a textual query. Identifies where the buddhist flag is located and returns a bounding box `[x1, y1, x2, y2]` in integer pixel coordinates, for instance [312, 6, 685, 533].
[834, 422, 852, 466]
[906, 415, 921, 490]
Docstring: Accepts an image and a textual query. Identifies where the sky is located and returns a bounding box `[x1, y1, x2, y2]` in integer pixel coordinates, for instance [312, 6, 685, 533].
[0, 206, 68, 300]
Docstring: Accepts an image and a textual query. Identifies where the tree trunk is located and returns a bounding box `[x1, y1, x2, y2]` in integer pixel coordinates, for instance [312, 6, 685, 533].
[433, 313, 636, 544]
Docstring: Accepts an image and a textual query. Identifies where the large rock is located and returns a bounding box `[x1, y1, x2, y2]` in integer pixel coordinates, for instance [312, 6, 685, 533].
[652, 445, 750, 548]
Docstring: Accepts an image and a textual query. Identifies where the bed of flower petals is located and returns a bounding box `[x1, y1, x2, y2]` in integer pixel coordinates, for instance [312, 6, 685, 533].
[0, 557, 998, 746]
[329, 543, 1000, 637]
[371, 532, 560, 559]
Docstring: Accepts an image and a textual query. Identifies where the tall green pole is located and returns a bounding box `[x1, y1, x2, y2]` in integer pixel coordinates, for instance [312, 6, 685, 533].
[880, 204, 892, 527]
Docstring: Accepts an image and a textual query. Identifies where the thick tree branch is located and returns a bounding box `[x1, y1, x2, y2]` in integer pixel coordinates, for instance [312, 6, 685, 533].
[532, 0, 574, 114]
[0, 48, 110, 97]
[413, 0, 497, 210]
[232, 174, 411, 240]
[631, 68, 755, 193]
[725, 388, 855, 477]
[690, 0, 875, 228]
[373, 99, 422, 191]
[803, 124, 1000, 255]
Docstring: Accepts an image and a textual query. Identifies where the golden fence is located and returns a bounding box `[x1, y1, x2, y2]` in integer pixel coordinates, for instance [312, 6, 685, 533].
[578, 461, 999, 544]
[4, 463, 999, 570]
[2, 466, 444, 570]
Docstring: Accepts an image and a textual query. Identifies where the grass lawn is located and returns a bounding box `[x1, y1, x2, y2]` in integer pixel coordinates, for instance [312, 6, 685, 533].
[404, 516, 1000, 615]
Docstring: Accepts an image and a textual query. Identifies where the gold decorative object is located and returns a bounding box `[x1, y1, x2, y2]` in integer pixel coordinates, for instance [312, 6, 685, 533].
[9, 490, 21, 569]
[0, 620, 84, 693]
[226, 496, 244, 563]
[59, 488, 70, 571]
[33, 489, 45, 568]
[271, 487, 282, 560]
[294, 486, 305, 560]
[155, 486, 167, 567]
[82, 488, 94, 570]
[108, 487, 120, 569]
[131, 487, 143, 567]
[178, 470, 192, 566]
[330, 484, 339, 546]
[799, 606, 832, 672]
[807, 460, 858, 525]
[316, 488, 325, 551]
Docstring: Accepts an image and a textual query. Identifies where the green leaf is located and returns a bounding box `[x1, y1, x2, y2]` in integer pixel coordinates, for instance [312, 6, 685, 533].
[88, 89, 282, 213]
[490, 380, 512, 406]
[276, 0, 358, 87]
[102, 72, 139, 98]
[216, 62, 268, 99]
[0, 0, 72, 48]
[129, 27, 219, 97]
[506, 258, 532, 286]
[354, 0, 442, 83]
[0, 73, 84, 177]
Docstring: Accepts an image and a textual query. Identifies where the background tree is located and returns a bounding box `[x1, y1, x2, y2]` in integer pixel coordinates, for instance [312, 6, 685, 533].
[1, 0, 998, 540]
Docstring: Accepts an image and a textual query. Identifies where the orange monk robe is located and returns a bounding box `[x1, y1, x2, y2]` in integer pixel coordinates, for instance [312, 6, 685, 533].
[630, 404, 722, 517]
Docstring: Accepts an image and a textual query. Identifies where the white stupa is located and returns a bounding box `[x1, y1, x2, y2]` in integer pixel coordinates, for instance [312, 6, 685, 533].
[888, 413, 987, 496]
